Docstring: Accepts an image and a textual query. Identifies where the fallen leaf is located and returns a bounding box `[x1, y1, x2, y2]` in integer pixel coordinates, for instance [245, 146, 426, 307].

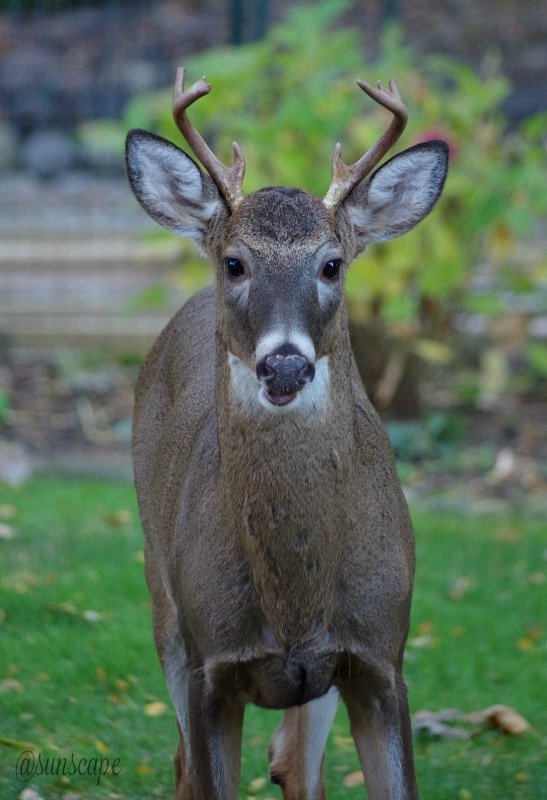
[144, 700, 169, 716]
[248, 777, 267, 792]
[104, 509, 133, 527]
[136, 763, 152, 775]
[527, 572, 545, 585]
[95, 738, 108, 754]
[517, 637, 534, 651]
[495, 528, 521, 543]
[334, 734, 353, 748]
[46, 602, 102, 624]
[20, 790, 45, 800]
[343, 771, 365, 787]
[82, 609, 102, 623]
[450, 577, 471, 600]
[0, 503, 17, 519]
[408, 635, 434, 649]
[0, 522, 16, 540]
[462, 705, 531, 735]
[0, 735, 38, 751]
[413, 709, 470, 740]
[0, 678, 23, 693]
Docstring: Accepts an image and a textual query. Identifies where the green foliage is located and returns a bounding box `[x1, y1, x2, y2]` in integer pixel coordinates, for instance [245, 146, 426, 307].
[123, 1, 545, 337]
[387, 411, 467, 463]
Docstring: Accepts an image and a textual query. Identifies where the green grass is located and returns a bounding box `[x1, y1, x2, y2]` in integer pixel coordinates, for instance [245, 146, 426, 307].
[0, 477, 545, 799]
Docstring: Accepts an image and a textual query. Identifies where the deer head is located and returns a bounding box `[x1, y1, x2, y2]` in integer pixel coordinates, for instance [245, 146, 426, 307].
[126, 69, 448, 412]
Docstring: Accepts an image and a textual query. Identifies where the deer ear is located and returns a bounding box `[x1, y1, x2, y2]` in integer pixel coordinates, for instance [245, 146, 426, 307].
[343, 141, 448, 250]
[126, 129, 223, 244]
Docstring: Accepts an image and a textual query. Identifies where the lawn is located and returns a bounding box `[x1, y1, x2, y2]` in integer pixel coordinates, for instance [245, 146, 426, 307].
[0, 477, 545, 799]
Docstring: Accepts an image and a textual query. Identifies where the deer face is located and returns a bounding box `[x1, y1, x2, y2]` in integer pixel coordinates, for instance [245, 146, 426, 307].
[215, 188, 350, 410]
[126, 72, 447, 413]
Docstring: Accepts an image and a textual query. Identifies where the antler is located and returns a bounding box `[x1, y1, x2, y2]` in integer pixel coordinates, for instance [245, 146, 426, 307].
[323, 79, 408, 212]
[172, 67, 246, 212]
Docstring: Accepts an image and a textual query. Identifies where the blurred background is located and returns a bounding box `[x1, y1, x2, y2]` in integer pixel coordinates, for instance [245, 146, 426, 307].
[0, 0, 545, 502]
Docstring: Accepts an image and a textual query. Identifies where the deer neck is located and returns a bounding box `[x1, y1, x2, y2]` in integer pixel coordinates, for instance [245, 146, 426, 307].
[214, 317, 357, 641]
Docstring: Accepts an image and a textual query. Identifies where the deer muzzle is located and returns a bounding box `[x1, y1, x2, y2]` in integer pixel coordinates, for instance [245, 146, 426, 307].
[256, 353, 315, 406]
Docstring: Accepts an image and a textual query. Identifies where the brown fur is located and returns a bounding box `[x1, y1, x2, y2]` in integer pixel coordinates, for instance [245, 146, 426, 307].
[126, 121, 448, 796]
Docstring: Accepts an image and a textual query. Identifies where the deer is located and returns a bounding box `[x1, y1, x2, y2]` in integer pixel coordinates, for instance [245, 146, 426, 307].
[126, 66, 448, 800]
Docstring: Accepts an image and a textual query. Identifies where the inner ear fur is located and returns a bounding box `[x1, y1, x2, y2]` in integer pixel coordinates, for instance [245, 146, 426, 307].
[341, 140, 449, 249]
[125, 129, 224, 244]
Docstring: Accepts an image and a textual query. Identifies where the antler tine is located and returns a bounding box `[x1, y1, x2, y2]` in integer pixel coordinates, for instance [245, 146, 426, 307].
[172, 67, 246, 212]
[323, 78, 408, 212]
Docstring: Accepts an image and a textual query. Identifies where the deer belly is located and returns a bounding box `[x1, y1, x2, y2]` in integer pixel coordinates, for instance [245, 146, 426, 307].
[207, 651, 337, 710]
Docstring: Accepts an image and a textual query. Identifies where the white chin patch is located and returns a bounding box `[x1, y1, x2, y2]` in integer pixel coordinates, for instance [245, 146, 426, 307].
[228, 353, 330, 416]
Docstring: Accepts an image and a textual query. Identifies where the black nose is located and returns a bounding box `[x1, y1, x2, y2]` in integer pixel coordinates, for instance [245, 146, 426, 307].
[256, 353, 315, 393]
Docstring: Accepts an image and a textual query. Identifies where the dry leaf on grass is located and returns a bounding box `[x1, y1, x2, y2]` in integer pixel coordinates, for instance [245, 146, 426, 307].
[343, 770, 365, 787]
[46, 602, 102, 624]
[462, 705, 531, 735]
[0, 503, 17, 520]
[20, 790, 45, 800]
[449, 576, 472, 600]
[0, 735, 38, 751]
[0, 522, 16, 540]
[414, 704, 531, 739]
[144, 700, 169, 716]
[0, 678, 23, 693]
[413, 709, 470, 740]
[248, 777, 267, 792]
[104, 509, 133, 527]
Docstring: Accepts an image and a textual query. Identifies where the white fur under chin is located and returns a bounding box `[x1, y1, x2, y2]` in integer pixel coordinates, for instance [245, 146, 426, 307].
[228, 353, 330, 417]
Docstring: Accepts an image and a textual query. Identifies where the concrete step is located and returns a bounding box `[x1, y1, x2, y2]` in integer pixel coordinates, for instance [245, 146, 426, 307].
[0, 237, 184, 269]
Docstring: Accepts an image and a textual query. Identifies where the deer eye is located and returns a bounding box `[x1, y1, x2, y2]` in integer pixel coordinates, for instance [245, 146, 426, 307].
[322, 259, 342, 281]
[224, 257, 245, 279]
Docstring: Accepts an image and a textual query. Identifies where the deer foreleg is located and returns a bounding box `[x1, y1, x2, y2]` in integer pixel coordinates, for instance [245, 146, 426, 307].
[187, 668, 245, 800]
[269, 687, 339, 799]
[342, 674, 418, 800]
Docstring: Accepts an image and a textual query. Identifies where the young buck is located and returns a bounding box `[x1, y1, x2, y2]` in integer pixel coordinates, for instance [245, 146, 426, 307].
[126, 68, 448, 800]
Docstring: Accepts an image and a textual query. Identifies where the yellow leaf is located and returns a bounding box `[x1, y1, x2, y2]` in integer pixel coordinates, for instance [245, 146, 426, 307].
[343, 771, 365, 787]
[517, 637, 534, 651]
[248, 777, 267, 792]
[95, 739, 108, 754]
[136, 763, 152, 775]
[333, 734, 353, 748]
[115, 679, 130, 691]
[0, 504, 17, 519]
[516, 772, 531, 782]
[105, 509, 133, 527]
[144, 701, 169, 716]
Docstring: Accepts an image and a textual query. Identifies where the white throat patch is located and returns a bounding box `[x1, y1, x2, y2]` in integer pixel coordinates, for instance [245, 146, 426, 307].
[228, 353, 330, 416]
